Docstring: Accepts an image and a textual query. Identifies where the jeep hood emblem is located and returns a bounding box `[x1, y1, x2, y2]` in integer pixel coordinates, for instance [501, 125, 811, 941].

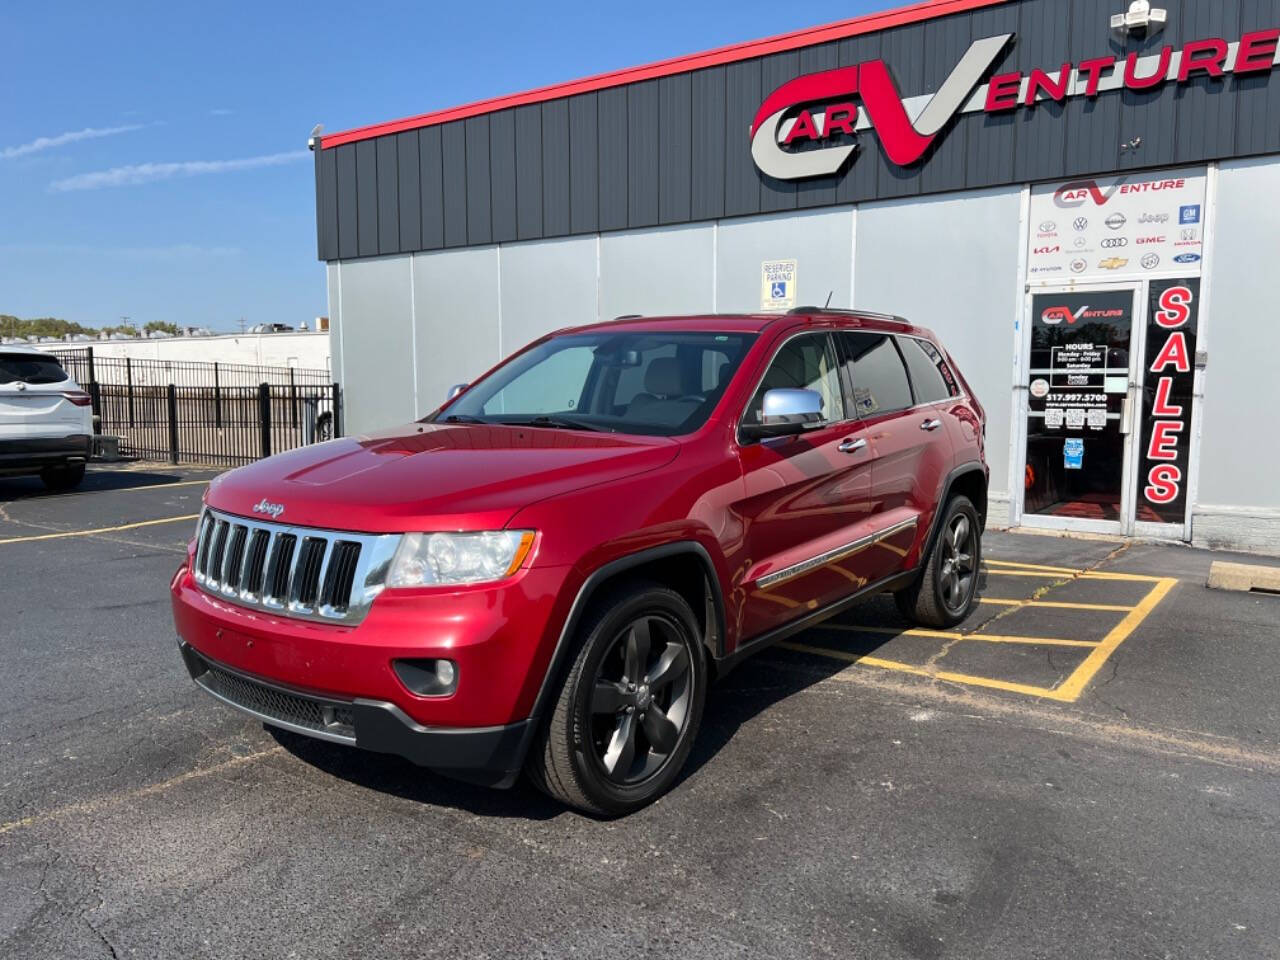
[252, 498, 286, 520]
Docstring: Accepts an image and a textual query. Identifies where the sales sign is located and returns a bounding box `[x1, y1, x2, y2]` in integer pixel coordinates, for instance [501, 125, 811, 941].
[1138, 278, 1200, 524]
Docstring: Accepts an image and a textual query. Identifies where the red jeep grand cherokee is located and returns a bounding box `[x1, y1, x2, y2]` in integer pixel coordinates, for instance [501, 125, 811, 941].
[172, 309, 987, 815]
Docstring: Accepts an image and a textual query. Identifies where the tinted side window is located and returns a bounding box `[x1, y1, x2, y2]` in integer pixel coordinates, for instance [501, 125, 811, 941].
[838, 332, 912, 416]
[745, 333, 845, 426]
[898, 337, 955, 403]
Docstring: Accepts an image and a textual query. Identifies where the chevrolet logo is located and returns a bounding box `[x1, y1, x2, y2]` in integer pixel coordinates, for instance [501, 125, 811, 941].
[1098, 258, 1129, 270]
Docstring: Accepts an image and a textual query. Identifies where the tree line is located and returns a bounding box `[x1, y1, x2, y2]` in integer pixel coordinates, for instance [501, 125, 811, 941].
[1, 315, 181, 339]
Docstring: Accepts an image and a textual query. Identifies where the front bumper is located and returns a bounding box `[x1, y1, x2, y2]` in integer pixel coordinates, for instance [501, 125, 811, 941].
[179, 640, 535, 786]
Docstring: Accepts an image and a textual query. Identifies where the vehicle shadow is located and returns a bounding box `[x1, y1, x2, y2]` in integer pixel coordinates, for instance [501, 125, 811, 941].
[269, 580, 991, 821]
[0, 464, 218, 502]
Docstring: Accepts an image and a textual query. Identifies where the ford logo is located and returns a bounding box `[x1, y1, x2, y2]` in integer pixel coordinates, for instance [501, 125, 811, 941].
[252, 498, 286, 520]
[1173, 253, 1201, 264]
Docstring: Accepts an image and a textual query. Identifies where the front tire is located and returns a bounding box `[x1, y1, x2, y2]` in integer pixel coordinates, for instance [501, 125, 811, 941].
[895, 495, 981, 629]
[40, 462, 86, 491]
[527, 582, 707, 816]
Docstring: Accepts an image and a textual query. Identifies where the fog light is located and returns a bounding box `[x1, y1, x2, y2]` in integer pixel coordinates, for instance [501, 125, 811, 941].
[393, 658, 458, 697]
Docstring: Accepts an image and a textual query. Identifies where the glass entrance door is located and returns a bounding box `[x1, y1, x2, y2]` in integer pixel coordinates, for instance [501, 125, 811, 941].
[1020, 287, 1139, 533]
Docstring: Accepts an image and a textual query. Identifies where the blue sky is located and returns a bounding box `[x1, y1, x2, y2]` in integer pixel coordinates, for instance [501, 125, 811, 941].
[2, 0, 874, 332]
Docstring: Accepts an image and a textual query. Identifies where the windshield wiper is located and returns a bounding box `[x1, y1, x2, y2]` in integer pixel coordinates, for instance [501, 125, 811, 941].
[496, 415, 609, 432]
[442, 414, 487, 424]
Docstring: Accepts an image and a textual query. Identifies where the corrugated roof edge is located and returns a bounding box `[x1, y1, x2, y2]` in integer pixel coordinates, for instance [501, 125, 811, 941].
[319, 0, 1007, 149]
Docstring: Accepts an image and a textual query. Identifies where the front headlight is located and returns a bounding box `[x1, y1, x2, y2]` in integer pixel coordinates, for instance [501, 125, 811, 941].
[386, 530, 535, 587]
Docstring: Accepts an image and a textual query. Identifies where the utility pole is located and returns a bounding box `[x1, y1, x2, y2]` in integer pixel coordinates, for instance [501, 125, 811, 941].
[239, 316, 246, 334]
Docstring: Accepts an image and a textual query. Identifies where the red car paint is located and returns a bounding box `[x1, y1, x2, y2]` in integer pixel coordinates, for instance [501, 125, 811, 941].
[172, 311, 986, 772]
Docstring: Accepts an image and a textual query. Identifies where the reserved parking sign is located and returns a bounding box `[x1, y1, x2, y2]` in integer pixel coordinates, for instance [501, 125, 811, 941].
[761, 259, 797, 311]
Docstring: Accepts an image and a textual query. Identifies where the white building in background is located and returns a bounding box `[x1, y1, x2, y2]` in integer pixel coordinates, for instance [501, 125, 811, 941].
[82, 331, 331, 372]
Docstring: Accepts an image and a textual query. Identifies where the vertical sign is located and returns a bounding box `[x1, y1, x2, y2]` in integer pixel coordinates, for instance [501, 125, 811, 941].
[760, 259, 798, 311]
[1138, 278, 1200, 524]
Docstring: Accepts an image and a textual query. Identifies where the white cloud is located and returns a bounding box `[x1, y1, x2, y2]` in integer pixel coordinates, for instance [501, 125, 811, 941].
[2, 124, 147, 159]
[49, 150, 310, 192]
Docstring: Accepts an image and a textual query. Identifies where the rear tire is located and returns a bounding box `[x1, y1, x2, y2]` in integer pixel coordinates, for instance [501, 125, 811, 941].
[895, 495, 981, 629]
[527, 582, 707, 817]
[40, 462, 86, 491]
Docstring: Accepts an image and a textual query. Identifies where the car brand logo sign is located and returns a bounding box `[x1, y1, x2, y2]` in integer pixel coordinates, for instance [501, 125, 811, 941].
[1142, 253, 1161, 270]
[1041, 305, 1088, 325]
[252, 498, 286, 520]
[1180, 205, 1202, 224]
[1070, 258, 1087, 273]
[1073, 217, 1089, 231]
[1139, 212, 1170, 224]
[1174, 253, 1202, 263]
[752, 28, 1280, 180]
[1099, 257, 1129, 270]
[1105, 213, 1128, 230]
[1101, 237, 1128, 248]
[1039, 220, 1057, 234]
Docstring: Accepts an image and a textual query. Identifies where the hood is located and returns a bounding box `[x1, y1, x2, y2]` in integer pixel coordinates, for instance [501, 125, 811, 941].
[205, 421, 680, 533]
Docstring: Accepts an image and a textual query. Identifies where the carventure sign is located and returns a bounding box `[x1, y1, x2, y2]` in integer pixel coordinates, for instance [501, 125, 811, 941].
[751, 28, 1280, 179]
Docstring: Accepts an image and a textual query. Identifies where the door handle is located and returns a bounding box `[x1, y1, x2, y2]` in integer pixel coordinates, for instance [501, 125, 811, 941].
[838, 437, 867, 454]
[920, 418, 943, 432]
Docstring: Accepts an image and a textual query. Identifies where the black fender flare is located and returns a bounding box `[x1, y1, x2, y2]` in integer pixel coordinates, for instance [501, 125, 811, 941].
[920, 461, 988, 567]
[527, 541, 728, 725]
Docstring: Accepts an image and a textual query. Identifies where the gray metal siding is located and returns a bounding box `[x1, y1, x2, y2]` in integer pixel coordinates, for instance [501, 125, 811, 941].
[569, 94, 600, 232]
[354, 140, 378, 257]
[542, 100, 571, 236]
[418, 127, 444, 250]
[318, 0, 1280, 260]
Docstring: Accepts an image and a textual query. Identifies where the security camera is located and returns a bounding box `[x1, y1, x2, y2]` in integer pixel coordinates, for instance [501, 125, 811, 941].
[307, 123, 324, 151]
[1111, 1, 1167, 36]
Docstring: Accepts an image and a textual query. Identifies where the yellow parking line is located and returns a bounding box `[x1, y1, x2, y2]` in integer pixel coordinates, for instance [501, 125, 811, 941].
[984, 569, 1164, 583]
[978, 597, 1135, 612]
[1053, 577, 1178, 701]
[0, 513, 200, 545]
[779, 642, 1068, 700]
[819, 623, 1098, 648]
[985, 559, 1085, 575]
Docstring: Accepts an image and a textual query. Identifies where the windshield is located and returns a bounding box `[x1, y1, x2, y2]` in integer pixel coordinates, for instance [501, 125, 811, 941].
[435, 331, 756, 436]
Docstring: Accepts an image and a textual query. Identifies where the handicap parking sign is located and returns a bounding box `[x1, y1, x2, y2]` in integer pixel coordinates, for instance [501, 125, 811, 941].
[761, 259, 798, 310]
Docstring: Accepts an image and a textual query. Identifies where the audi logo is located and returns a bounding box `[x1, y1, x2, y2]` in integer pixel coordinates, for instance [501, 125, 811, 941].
[1101, 238, 1128, 249]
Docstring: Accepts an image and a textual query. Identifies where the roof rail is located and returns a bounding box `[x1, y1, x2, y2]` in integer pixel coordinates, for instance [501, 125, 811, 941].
[787, 306, 902, 322]
[613, 313, 644, 321]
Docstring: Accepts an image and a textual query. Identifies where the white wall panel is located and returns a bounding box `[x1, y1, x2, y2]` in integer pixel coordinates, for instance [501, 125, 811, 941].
[854, 186, 1023, 506]
[335, 255, 415, 434]
[1198, 157, 1280, 513]
[715, 208, 854, 313]
[499, 236, 599, 355]
[412, 246, 501, 418]
[599, 224, 714, 319]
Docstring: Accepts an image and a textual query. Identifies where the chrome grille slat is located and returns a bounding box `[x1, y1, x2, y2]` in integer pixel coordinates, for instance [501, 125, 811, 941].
[191, 507, 399, 625]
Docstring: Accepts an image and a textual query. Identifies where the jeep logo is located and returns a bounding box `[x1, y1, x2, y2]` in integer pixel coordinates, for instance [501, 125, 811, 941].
[252, 498, 286, 520]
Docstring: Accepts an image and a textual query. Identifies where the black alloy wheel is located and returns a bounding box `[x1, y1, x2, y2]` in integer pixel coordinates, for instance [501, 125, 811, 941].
[895, 494, 982, 629]
[588, 614, 694, 785]
[937, 511, 978, 616]
[527, 583, 707, 816]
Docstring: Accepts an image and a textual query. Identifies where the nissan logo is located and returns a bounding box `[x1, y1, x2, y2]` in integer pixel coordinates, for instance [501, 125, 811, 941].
[1105, 213, 1128, 230]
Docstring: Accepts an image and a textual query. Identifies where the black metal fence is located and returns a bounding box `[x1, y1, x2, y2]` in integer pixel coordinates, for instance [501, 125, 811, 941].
[48, 347, 342, 467]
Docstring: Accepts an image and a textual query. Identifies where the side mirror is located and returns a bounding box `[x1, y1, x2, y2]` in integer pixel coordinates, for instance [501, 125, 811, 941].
[445, 383, 468, 401]
[741, 388, 825, 441]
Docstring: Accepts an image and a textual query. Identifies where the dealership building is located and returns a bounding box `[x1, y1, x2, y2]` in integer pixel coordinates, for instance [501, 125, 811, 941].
[311, 0, 1280, 553]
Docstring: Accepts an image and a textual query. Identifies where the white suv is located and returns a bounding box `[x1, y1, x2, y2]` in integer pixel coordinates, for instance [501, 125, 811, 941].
[0, 347, 93, 490]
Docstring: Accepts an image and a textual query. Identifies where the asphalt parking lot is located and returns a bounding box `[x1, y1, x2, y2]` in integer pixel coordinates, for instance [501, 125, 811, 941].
[2, 466, 1278, 959]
